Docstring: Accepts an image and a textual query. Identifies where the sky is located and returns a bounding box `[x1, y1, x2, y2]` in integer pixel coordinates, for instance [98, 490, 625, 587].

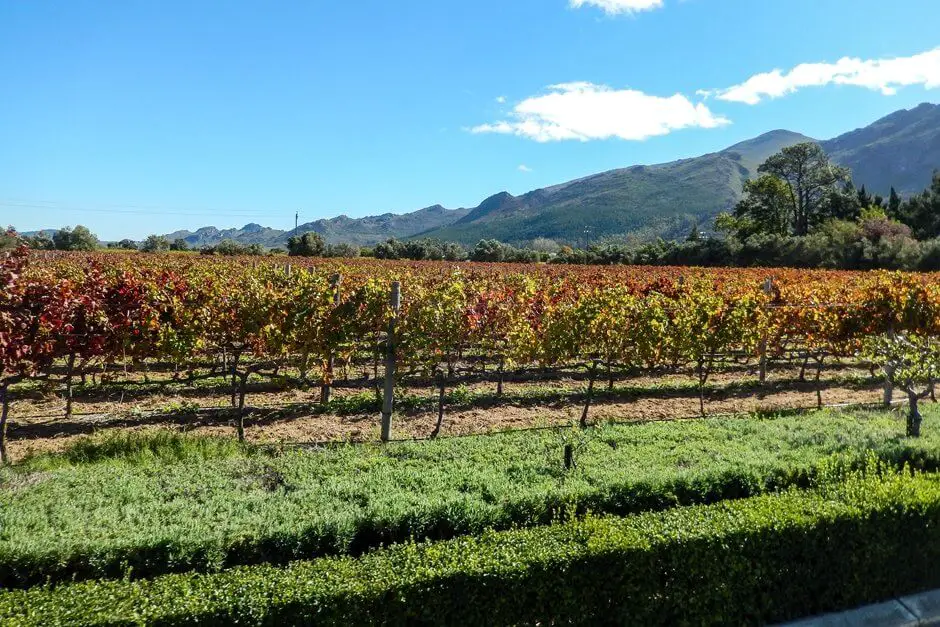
[1, 0, 939, 241]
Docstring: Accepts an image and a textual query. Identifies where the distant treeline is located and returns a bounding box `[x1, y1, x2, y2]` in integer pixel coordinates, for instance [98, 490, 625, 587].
[8, 143, 940, 271]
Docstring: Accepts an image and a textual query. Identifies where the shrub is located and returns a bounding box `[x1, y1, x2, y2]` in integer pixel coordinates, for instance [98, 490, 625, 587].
[287, 231, 325, 257]
[3, 468, 940, 626]
[51, 225, 98, 251]
[3, 410, 940, 588]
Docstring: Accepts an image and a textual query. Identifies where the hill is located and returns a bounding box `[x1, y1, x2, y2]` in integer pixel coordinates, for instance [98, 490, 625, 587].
[158, 103, 938, 248]
[422, 130, 813, 245]
[820, 102, 940, 195]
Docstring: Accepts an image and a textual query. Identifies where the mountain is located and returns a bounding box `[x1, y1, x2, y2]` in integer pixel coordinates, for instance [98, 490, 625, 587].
[157, 103, 938, 248]
[165, 205, 471, 249]
[164, 224, 285, 248]
[820, 102, 940, 195]
[422, 130, 813, 245]
[419, 104, 938, 245]
[291, 205, 472, 246]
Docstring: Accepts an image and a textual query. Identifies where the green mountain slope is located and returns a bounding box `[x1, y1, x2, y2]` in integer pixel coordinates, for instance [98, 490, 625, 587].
[166, 205, 471, 249]
[158, 104, 938, 248]
[294, 205, 472, 246]
[422, 130, 812, 245]
[820, 102, 940, 195]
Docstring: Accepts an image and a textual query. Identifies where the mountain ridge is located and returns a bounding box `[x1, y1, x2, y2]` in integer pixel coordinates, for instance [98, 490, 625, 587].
[155, 102, 939, 248]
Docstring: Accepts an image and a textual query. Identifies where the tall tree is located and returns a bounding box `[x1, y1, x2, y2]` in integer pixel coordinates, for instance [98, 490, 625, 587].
[897, 172, 940, 240]
[52, 225, 99, 251]
[856, 185, 873, 209]
[287, 231, 326, 257]
[757, 143, 850, 236]
[732, 175, 793, 236]
[824, 181, 863, 222]
[140, 235, 171, 253]
[888, 187, 902, 218]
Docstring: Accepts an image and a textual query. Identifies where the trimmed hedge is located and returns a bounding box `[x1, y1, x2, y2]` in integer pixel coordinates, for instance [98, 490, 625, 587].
[3, 467, 940, 626]
[3, 409, 940, 588]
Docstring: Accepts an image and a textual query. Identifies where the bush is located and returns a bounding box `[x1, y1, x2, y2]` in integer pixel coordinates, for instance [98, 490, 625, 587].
[323, 242, 360, 258]
[0, 228, 20, 251]
[200, 240, 265, 256]
[373, 238, 466, 261]
[287, 231, 325, 257]
[51, 225, 98, 251]
[139, 235, 171, 253]
[3, 409, 940, 588]
[3, 468, 940, 626]
[106, 239, 138, 251]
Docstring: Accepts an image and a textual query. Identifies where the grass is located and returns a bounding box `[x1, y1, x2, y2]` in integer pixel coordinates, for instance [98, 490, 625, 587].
[5, 463, 940, 626]
[2, 404, 939, 587]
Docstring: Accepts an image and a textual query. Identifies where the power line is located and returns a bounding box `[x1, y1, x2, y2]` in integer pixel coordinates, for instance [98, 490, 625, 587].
[0, 196, 286, 215]
[0, 199, 285, 220]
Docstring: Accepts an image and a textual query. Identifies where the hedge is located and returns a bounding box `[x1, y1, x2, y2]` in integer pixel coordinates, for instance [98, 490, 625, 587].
[3, 465, 940, 626]
[3, 408, 940, 588]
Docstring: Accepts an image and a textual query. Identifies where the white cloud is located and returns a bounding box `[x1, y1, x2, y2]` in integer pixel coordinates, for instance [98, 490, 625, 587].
[518, 164, 533, 172]
[712, 47, 940, 105]
[496, 95, 507, 104]
[471, 82, 728, 142]
[570, 0, 664, 14]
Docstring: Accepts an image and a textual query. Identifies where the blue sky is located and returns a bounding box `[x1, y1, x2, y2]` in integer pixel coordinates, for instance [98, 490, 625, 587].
[1, 0, 939, 240]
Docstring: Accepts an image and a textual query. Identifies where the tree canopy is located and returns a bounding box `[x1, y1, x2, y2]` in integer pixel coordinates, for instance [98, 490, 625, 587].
[287, 231, 326, 257]
[735, 142, 850, 236]
[52, 226, 99, 251]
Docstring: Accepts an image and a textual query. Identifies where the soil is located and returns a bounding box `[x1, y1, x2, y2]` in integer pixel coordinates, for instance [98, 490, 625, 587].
[3, 362, 895, 462]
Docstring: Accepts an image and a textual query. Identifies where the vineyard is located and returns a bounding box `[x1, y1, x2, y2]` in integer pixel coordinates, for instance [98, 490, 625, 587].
[4, 249, 940, 624]
[2, 248, 940, 461]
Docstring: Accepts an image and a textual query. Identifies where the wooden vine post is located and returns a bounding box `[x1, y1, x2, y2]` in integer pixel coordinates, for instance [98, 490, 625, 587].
[883, 325, 896, 408]
[64, 353, 77, 418]
[0, 382, 10, 465]
[430, 368, 446, 439]
[235, 370, 249, 442]
[496, 356, 505, 397]
[320, 274, 343, 405]
[758, 277, 773, 386]
[380, 281, 401, 442]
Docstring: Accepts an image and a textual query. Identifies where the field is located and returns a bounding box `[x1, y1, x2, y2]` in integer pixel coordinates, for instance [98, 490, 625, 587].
[2, 250, 940, 624]
[3, 250, 939, 456]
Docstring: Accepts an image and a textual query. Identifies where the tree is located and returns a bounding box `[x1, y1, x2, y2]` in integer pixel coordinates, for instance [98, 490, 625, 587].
[52, 225, 99, 251]
[0, 229, 20, 251]
[824, 180, 863, 222]
[531, 237, 561, 255]
[204, 240, 265, 256]
[896, 172, 940, 240]
[170, 238, 189, 252]
[17, 230, 54, 250]
[140, 235, 171, 253]
[732, 175, 793, 236]
[856, 185, 873, 209]
[757, 143, 850, 236]
[323, 242, 360, 258]
[287, 231, 326, 257]
[114, 239, 138, 250]
[888, 187, 902, 217]
[471, 239, 507, 262]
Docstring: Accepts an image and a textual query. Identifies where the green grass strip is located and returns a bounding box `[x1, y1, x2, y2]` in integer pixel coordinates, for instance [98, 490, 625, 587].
[3, 465, 940, 626]
[2, 405, 940, 588]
